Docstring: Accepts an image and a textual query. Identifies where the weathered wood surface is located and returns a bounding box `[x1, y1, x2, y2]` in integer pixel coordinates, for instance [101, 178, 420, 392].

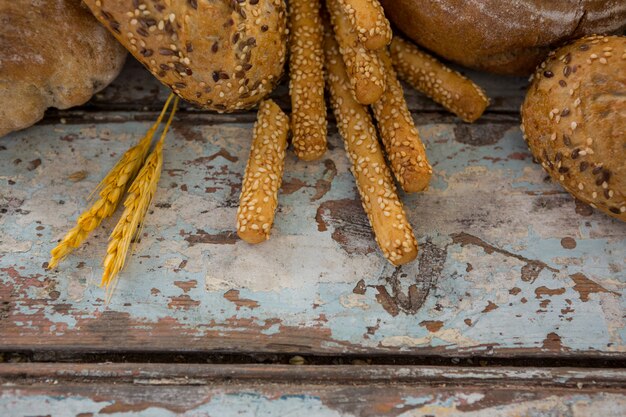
[3, 363, 626, 387]
[0, 60, 625, 358]
[1, 363, 626, 417]
[84, 59, 529, 114]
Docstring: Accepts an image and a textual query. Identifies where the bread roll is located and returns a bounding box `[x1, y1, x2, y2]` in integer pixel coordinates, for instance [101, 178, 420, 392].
[0, 0, 126, 137]
[83, 0, 288, 112]
[521, 35, 625, 221]
[380, 0, 626, 75]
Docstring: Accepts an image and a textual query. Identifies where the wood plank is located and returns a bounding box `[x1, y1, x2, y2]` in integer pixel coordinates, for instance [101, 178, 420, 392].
[2, 363, 626, 388]
[1, 364, 625, 417]
[84, 58, 528, 113]
[1, 113, 624, 357]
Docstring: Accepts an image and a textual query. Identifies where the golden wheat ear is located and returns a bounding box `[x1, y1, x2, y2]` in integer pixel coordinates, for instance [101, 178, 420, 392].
[101, 97, 179, 303]
[48, 94, 176, 269]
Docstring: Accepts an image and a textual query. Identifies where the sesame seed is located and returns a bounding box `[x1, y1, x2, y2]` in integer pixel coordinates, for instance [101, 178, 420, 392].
[326, 32, 418, 265]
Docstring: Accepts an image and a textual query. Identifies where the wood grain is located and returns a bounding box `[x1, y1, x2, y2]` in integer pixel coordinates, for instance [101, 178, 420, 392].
[86, 59, 527, 114]
[2, 363, 626, 388]
[0, 61, 624, 359]
[1, 363, 625, 417]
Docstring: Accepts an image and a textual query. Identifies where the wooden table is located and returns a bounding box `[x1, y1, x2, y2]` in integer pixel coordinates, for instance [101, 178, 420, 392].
[1, 60, 625, 416]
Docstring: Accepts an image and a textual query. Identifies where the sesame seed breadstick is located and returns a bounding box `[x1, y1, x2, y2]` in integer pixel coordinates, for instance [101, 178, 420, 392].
[337, 0, 392, 50]
[372, 50, 433, 193]
[324, 28, 418, 266]
[390, 36, 490, 123]
[326, 0, 386, 105]
[237, 100, 289, 244]
[289, 0, 327, 161]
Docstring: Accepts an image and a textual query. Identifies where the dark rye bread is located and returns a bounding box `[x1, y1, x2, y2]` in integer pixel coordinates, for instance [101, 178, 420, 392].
[0, 0, 126, 137]
[380, 0, 626, 75]
[521, 35, 625, 222]
[83, 0, 288, 112]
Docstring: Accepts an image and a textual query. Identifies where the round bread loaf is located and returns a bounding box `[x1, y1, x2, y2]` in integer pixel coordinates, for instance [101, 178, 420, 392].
[521, 35, 625, 221]
[0, 0, 127, 137]
[83, 0, 288, 112]
[380, 0, 626, 75]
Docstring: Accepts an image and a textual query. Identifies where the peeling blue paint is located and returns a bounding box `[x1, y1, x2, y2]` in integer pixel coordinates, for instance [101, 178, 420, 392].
[1, 390, 625, 417]
[0, 392, 344, 417]
[1, 119, 624, 354]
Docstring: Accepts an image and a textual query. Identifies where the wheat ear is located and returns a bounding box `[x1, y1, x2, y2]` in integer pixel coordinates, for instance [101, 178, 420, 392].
[48, 94, 176, 269]
[101, 97, 179, 300]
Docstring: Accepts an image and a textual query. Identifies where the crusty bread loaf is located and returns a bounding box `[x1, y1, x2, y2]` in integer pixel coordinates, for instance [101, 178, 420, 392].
[0, 0, 126, 137]
[380, 0, 626, 75]
[521, 35, 625, 222]
[83, 0, 288, 113]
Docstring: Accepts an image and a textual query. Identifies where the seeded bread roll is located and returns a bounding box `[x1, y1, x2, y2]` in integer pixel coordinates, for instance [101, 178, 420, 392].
[0, 0, 126, 137]
[83, 0, 288, 113]
[521, 35, 625, 221]
[380, 0, 626, 75]
[390, 36, 489, 123]
[324, 24, 418, 266]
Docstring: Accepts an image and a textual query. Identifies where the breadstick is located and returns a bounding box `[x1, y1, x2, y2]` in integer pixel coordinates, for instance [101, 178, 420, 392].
[324, 27, 418, 266]
[289, 0, 327, 161]
[326, 0, 386, 105]
[372, 50, 433, 193]
[337, 0, 392, 50]
[390, 36, 490, 123]
[237, 100, 289, 244]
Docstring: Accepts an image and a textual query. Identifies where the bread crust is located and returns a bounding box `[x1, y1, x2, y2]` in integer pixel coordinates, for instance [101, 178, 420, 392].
[521, 35, 625, 221]
[380, 0, 626, 75]
[83, 0, 288, 112]
[0, 0, 126, 137]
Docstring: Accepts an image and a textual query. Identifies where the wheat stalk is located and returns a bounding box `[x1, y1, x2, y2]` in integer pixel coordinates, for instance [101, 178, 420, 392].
[101, 97, 179, 301]
[48, 94, 176, 269]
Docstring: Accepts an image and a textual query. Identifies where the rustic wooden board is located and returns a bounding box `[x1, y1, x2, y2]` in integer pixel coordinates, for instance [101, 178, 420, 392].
[1, 363, 625, 417]
[85, 59, 528, 114]
[3, 363, 626, 387]
[1, 102, 624, 357]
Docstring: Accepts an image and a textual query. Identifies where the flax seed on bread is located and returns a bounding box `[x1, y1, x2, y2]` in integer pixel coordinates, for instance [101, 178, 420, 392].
[521, 35, 626, 221]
